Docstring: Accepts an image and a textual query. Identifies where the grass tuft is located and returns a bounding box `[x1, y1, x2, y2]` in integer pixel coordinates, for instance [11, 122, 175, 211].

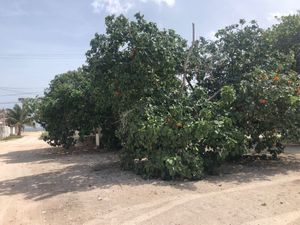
[1, 135, 23, 141]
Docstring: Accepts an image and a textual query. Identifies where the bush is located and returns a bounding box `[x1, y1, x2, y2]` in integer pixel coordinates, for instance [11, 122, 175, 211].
[38, 69, 97, 148]
[233, 69, 300, 158]
[118, 86, 247, 179]
[39, 131, 49, 140]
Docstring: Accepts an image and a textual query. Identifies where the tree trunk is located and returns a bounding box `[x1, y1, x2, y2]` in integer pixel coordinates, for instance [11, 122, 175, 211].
[17, 125, 22, 136]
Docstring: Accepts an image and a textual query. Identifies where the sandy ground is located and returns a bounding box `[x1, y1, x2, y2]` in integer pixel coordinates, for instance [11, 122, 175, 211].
[0, 132, 299, 225]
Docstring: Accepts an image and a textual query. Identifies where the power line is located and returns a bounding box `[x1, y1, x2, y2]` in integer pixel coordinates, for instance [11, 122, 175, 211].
[0, 86, 45, 89]
[0, 53, 83, 56]
[0, 101, 20, 105]
[0, 92, 43, 97]
[0, 88, 44, 94]
[0, 87, 44, 91]
[0, 53, 83, 55]
[0, 58, 84, 61]
[0, 53, 85, 60]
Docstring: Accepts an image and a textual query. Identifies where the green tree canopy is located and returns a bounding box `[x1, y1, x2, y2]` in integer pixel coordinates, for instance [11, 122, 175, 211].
[38, 69, 97, 148]
[266, 12, 300, 73]
[38, 13, 300, 179]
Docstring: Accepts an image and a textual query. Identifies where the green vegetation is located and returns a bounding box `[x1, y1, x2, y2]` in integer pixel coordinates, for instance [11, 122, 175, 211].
[37, 13, 300, 179]
[6, 99, 36, 135]
[1, 135, 23, 141]
[37, 69, 96, 148]
[39, 131, 49, 140]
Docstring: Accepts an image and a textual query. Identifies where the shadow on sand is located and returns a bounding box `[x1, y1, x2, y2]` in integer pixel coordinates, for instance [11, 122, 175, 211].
[0, 146, 299, 201]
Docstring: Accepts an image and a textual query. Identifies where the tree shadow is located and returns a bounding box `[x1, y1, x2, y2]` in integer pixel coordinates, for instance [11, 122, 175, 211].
[162, 153, 300, 191]
[0, 163, 142, 201]
[204, 154, 300, 185]
[0, 147, 154, 201]
[0, 147, 115, 165]
[0, 146, 299, 201]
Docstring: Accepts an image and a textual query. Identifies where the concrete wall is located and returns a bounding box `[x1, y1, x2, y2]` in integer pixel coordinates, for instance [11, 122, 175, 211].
[0, 125, 16, 140]
[10, 127, 15, 135]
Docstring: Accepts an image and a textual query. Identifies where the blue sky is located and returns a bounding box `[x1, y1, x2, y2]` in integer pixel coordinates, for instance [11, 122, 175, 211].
[0, 0, 299, 107]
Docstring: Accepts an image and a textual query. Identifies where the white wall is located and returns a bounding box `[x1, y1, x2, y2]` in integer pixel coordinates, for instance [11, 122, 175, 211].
[0, 125, 16, 139]
[10, 127, 16, 135]
[0, 125, 10, 139]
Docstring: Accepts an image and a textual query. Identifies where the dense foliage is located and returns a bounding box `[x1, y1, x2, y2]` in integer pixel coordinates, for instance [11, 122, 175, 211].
[118, 85, 244, 179]
[38, 69, 97, 148]
[38, 13, 300, 179]
[85, 13, 187, 149]
[266, 12, 300, 73]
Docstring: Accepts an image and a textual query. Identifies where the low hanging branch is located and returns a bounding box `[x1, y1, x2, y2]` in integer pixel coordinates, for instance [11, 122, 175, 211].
[208, 89, 221, 101]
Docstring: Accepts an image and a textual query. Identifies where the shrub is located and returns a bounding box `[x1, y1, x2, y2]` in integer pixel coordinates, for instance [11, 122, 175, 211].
[118, 86, 247, 179]
[38, 69, 97, 148]
[39, 131, 49, 141]
[233, 69, 300, 158]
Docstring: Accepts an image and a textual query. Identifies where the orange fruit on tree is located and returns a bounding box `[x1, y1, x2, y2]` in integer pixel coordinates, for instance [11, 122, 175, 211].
[259, 99, 268, 105]
[176, 122, 183, 129]
[272, 75, 280, 81]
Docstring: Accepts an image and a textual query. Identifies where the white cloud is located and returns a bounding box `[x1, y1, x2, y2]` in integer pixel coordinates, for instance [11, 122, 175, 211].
[91, 0, 175, 15]
[91, 0, 133, 14]
[267, 10, 298, 23]
[140, 0, 175, 7]
[161, 0, 175, 6]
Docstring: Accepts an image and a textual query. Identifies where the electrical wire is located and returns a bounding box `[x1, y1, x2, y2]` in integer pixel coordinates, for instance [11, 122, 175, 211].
[0, 53, 85, 60]
[0, 92, 43, 97]
[0, 101, 20, 105]
[0, 88, 43, 95]
[0, 86, 44, 90]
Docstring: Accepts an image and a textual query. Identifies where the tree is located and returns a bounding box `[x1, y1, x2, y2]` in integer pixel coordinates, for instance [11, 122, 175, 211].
[6, 103, 35, 135]
[266, 12, 300, 73]
[38, 69, 97, 148]
[187, 19, 299, 158]
[188, 19, 293, 93]
[85, 13, 187, 149]
[38, 14, 300, 179]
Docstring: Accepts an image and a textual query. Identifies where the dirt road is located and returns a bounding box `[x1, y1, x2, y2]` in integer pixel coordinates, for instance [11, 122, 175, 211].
[0, 132, 299, 225]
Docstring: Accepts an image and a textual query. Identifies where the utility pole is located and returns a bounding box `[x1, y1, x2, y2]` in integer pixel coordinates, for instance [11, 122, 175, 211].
[192, 23, 195, 43]
[183, 23, 196, 91]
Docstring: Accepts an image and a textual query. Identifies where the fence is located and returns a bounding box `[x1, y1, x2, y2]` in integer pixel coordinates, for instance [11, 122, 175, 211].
[0, 125, 16, 140]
